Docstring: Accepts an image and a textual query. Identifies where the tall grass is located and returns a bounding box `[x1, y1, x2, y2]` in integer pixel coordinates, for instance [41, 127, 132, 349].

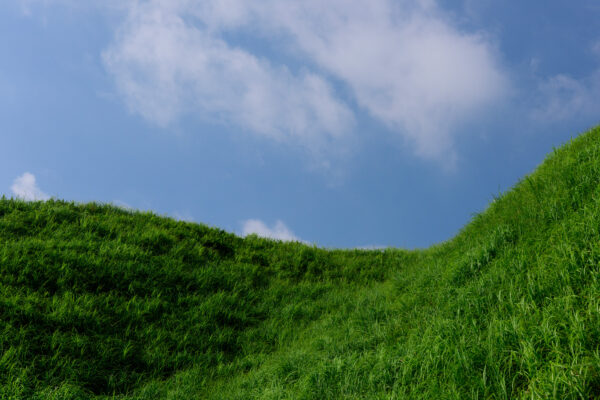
[1, 126, 599, 399]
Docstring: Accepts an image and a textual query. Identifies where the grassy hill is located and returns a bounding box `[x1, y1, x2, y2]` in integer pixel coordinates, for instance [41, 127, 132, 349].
[1, 126, 600, 399]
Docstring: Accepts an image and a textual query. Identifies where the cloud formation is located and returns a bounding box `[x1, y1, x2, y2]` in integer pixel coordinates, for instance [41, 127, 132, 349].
[11, 172, 49, 201]
[172, 210, 195, 222]
[102, 1, 354, 156]
[530, 40, 600, 124]
[532, 71, 600, 122]
[242, 219, 303, 242]
[103, 0, 508, 163]
[251, 0, 508, 161]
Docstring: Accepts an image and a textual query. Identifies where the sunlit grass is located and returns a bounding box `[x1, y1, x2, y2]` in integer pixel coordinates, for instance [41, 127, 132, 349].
[1, 126, 600, 398]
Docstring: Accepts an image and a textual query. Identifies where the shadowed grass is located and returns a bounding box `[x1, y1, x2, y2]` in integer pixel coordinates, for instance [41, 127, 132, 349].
[1, 126, 600, 398]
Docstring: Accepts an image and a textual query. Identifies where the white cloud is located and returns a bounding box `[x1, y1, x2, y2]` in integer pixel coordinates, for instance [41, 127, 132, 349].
[112, 200, 135, 211]
[242, 219, 304, 242]
[531, 40, 600, 123]
[102, 0, 354, 157]
[532, 71, 600, 122]
[103, 0, 509, 164]
[11, 172, 49, 201]
[172, 210, 194, 222]
[250, 0, 508, 161]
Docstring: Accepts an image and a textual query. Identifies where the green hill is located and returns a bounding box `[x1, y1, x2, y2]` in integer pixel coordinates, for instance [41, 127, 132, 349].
[1, 126, 600, 399]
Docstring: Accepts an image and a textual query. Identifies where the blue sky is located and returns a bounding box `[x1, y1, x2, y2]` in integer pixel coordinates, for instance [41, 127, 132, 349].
[2, 0, 599, 248]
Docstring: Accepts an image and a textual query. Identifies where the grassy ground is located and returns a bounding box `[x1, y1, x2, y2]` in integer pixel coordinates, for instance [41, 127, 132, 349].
[1, 126, 600, 399]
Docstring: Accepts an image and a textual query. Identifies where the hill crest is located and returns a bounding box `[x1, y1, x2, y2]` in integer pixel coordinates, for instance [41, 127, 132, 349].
[1, 126, 599, 398]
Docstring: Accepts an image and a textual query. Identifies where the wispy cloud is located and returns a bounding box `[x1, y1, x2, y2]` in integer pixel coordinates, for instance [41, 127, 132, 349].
[172, 210, 195, 222]
[11, 172, 49, 201]
[102, 0, 354, 159]
[242, 219, 304, 242]
[532, 71, 600, 122]
[112, 200, 135, 211]
[250, 0, 509, 162]
[591, 40, 600, 57]
[103, 0, 509, 165]
[355, 245, 388, 251]
[531, 40, 600, 123]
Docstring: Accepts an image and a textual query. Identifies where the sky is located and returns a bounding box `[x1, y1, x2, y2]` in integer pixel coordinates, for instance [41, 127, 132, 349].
[1, 0, 599, 248]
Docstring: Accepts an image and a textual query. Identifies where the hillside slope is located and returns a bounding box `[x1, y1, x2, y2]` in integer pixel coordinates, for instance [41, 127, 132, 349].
[1, 126, 600, 399]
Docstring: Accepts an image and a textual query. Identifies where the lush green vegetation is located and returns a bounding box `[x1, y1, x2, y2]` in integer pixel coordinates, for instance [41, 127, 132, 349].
[1, 126, 600, 399]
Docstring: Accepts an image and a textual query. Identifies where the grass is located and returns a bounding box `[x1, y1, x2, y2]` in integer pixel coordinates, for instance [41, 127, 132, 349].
[1, 125, 600, 398]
